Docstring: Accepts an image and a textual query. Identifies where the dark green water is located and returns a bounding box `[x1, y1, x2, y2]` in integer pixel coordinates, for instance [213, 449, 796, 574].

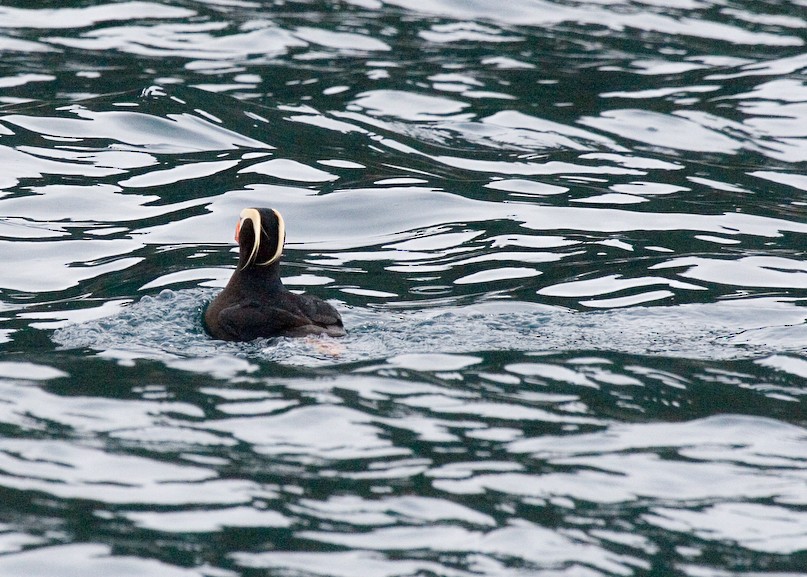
[1, 1, 806, 575]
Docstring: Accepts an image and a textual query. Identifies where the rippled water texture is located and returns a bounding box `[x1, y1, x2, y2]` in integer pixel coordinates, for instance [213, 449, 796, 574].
[1, 1, 806, 576]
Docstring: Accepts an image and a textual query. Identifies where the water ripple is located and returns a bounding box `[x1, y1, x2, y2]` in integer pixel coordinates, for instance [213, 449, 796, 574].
[1, 1, 806, 576]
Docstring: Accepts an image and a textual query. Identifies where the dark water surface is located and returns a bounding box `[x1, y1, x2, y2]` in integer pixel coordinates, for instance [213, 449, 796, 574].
[1, 1, 806, 575]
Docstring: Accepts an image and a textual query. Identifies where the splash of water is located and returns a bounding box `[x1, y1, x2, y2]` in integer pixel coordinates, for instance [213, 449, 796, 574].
[51, 289, 807, 366]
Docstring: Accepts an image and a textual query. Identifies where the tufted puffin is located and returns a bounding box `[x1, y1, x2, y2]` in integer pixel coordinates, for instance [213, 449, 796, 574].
[204, 207, 345, 341]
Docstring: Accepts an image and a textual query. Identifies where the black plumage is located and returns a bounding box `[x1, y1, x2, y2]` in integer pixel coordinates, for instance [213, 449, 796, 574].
[204, 208, 345, 341]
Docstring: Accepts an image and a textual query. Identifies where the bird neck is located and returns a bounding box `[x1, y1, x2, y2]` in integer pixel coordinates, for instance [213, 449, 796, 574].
[234, 263, 285, 294]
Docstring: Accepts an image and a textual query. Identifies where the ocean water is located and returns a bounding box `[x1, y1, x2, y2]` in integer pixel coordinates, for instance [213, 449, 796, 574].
[0, 1, 806, 575]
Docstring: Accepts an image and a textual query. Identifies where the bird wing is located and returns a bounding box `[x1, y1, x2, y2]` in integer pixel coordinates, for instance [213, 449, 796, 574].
[297, 294, 343, 328]
[217, 300, 309, 341]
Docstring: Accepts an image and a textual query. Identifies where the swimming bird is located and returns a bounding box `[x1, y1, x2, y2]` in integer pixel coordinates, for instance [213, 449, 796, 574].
[204, 207, 345, 341]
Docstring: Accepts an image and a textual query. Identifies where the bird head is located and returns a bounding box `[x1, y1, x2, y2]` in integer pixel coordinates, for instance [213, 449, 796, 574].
[235, 207, 286, 270]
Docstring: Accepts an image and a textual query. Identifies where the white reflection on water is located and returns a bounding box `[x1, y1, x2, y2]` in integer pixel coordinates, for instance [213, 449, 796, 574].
[580, 109, 745, 153]
[47, 22, 307, 61]
[233, 549, 466, 577]
[294, 494, 496, 526]
[0, 543, 207, 577]
[125, 506, 291, 533]
[647, 503, 807, 555]
[127, 184, 807, 248]
[0, 439, 263, 505]
[298, 524, 639, 574]
[501, 415, 807, 500]
[0, 3, 195, 29]
[5, 107, 270, 149]
[652, 256, 807, 288]
[0, 238, 144, 292]
[379, 0, 804, 46]
[203, 404, 409, 460]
